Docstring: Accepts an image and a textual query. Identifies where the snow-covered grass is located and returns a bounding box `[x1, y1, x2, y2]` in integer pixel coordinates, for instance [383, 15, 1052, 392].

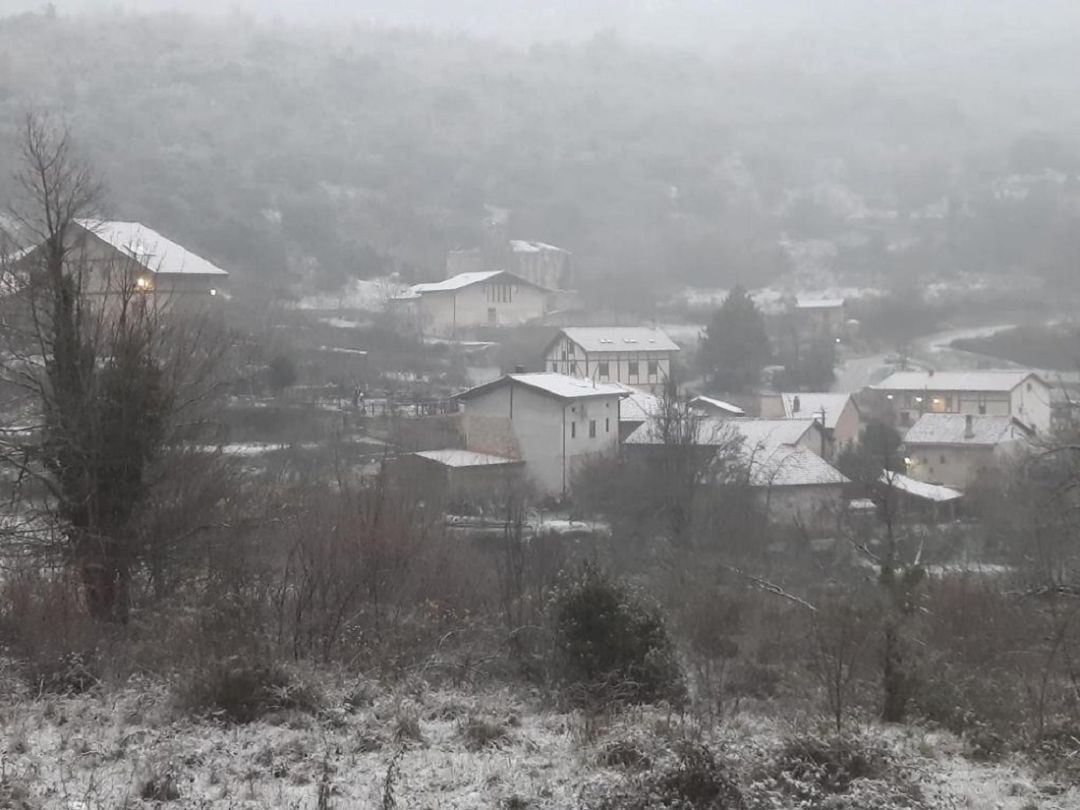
[1, 670, 1076, 809]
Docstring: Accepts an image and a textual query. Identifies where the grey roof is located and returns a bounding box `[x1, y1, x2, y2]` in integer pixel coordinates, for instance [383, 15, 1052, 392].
[779, 393, 853, 430]
[625, 416, 818, 451]
[411, 270, 548, 294]
[874, 370, 1042, 393]
[883, 472, 963, 503]
[749, 445, 849, 487]
[77, 220, 228, 276]
[903, 414, 1032, 447]
[413, 450, 521, 468]
[689, 396, 746, 416]
[610, 384, 661, 423]
[457, 372, 629, 403]
[796, 297, 845, 309]
[510, 240, 568, 254]
[559, 326, 680, 353]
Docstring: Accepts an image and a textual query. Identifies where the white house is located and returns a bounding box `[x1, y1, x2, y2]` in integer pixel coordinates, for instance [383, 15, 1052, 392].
[542, 327, 680, 394]
[455, 373, 627, 498]
[902, 413, 1033, 490]
[872, 370, 1052, 434]
[397, 270, 550, 337]
[688, 396, 746, 418]
[16, 219, 229, 299]
[760, 392, 862, 457]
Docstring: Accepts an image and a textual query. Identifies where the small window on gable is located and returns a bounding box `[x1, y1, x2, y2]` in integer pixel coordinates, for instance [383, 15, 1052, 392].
[606, 417, 610, 433]
[571, 422, 576, 439]
[589, 420, 597, 438]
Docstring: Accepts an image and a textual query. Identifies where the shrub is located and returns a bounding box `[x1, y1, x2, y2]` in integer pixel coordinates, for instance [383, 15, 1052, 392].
[23, 651, 99, 696]
[586, 740, 744, 809]
[178, 657, 321, 724]
[458, 715, 510, 751]
[551, 564, 684, 707]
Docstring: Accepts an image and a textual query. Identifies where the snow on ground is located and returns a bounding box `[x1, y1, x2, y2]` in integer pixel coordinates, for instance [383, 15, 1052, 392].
[1, 677, 1076, 810]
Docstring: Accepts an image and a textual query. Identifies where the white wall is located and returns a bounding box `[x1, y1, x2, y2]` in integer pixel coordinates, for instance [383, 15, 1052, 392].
[755, 484, 844, 531]
[544, 336, 674, 394]
[908, 444, 997, 489]
[1011, 378, 1052, 435]
[462, 382, 620, 496]
[419, 281, 549, 336]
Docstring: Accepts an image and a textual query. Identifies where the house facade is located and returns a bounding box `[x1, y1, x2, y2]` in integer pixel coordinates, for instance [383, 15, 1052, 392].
[445, 208, 573, 291]
[873, 370, 1052, 434]
[455, 373, 626, 498]
[542, 327, 680, 394]
[794, 298, 846, 338]
[902, 413, 1033, 489]
[397, 270, 550, 337]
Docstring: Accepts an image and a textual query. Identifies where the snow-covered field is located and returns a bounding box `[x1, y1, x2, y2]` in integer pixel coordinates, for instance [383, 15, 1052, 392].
[0, 673, 1075, 809]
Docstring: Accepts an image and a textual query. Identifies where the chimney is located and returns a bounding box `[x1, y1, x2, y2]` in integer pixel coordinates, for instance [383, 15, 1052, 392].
[792, 395, 801, 414]
[964, 414, 975, 439]
[514, 364, 526, 374]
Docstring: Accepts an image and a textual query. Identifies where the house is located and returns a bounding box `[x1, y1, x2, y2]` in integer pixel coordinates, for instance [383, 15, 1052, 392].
[901, 413, 1033, 489]
[759, 392, 861, 456]
[794, 298, 846, 338]
[397, 450, 524, 505]
[395, 270, 551, 337]
[18, 219, 228, 299]
[688, 396, 746, 418]
[624, 415, 846, 530]
[455, 373, 627, 498]
[872, 370, 1052, 434]
[445, 208, 573, 291]
[542, 327, 680, 394]
[879, 472, 963, 522]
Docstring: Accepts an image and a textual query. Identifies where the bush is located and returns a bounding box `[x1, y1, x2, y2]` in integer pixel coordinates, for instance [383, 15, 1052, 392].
[458, 715, 510, 751]
[586, 740, 745, 810]
[551, 564, 684, 707]
[178, 656, 321, 724]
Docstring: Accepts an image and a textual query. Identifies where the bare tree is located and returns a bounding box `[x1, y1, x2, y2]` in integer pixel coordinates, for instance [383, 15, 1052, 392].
[0, 113, 230, 621]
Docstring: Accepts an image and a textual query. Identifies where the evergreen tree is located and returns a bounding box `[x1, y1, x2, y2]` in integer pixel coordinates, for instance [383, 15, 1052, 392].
[699, 285, 771, 393]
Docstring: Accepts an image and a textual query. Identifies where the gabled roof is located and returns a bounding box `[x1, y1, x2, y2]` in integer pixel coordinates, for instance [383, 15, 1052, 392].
[874, 370, 1043, 393]
[731, 418, 821, 451]
[750, 445, 849, 488]
[689, 396, 746, 417]
[882, 472, 963, 503]
[779, 393, 853, 430]
[410, 270, 548, 295]
[76, 220, 228, 276]
[555, 326, 680, 354]
[609, 384, 661, 423]
[903, 414, 1033, 447]
[456, 372, 629, 403]
[413, 449, 522, 468]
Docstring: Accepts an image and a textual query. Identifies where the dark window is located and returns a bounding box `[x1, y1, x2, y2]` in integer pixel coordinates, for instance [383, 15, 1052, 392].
[940, 455, 947, 464]
[628, 361, 639, 378]
[570, 362, 578, 374]
[487, 307, 496, 325]
[598, 361, 610, 378]
[605, 417, 610, 433]
[978, 404, 987, 415]
[551, 362, 557, 371]
[589, 420, 597, 438]
[571, 422, 576, 439]
[648, 359, 659, 377]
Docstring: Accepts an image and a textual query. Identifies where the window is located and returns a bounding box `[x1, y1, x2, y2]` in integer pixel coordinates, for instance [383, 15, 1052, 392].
[571, 422, 576, 439]
[628, 361, 639, 378]
[487, 307, 496, 325]
[940, 455, 947, 464]
[589, 420, 597, 438]
[598, 361, 610, 379]
[550, 362, 558, 372]
[648, 359, 659, 377]
[561, 350, 567, 361]
[570, 362, 578, 374]
[978, 404, 987, 415]
[605, 417, 610, 433]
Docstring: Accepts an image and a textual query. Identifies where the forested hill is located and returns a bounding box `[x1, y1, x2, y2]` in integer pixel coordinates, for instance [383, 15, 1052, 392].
[2, 7, 1079, 305]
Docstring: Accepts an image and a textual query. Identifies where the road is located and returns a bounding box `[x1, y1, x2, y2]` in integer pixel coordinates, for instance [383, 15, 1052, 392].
[833, 323, 1020, 392]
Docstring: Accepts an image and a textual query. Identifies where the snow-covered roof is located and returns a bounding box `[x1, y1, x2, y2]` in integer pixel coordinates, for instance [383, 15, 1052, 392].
[903, 414, 1032, 447]
[779, 393, 852, 430]
[413, 449, 521, 468]
[883, 472, 963, 503]
[689, 396, 746, 417]
[623, 416, 741, 447]
[510, 240, 568, 254]
[76, 220, 228, 276]
[457, 373, 629, 403]
[557, 326, 680, 353]
[874, 370, 1042, 393]
[731, 418, 820, 451]
[610, 384, 661, 423]
[796, 298, 845, 309]
[749, 445, 849, 488]
[410, 269, 550, 295]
